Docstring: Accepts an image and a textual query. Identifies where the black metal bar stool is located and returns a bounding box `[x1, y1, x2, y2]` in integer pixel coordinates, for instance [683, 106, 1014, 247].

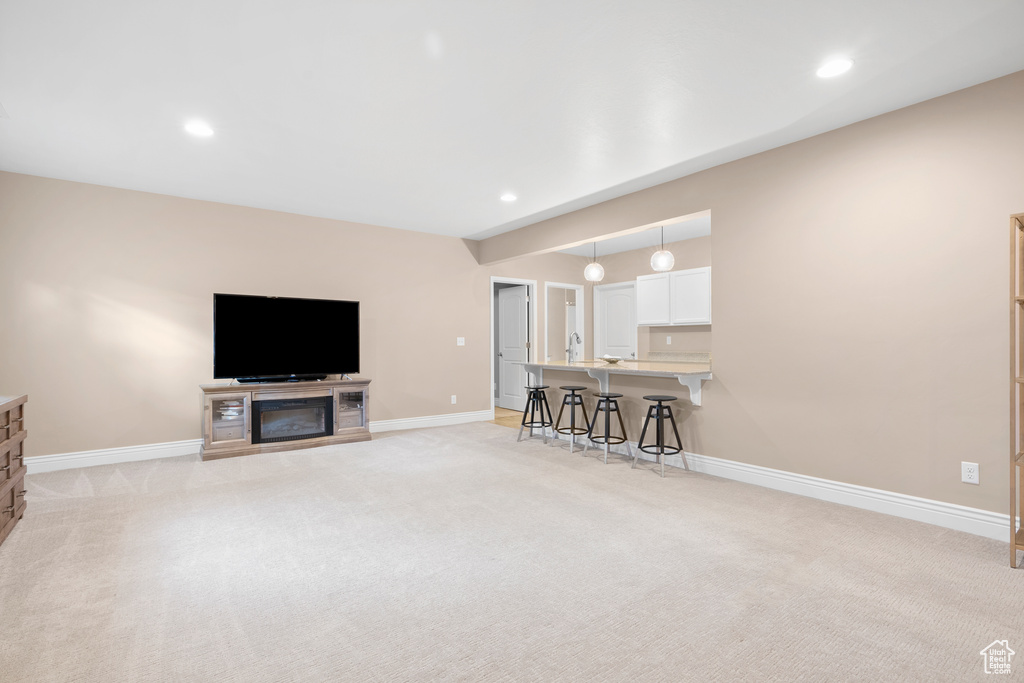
[584, 392, 633, 464]
[635, 395, 685, 477]
[554, 386, 590, 453]
[518, 385, 555, 444]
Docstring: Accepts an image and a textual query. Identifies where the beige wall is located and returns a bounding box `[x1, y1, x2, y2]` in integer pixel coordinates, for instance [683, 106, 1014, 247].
[478, 70, 1024, 514]
[0, 172, 585, 455]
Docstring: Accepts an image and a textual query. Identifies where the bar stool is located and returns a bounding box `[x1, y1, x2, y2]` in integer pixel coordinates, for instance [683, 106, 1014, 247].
[584, 393, 633, 464]
[635, 395, 685, 477]
[554, 386, 590, 453]
[518, 385, 556, 444]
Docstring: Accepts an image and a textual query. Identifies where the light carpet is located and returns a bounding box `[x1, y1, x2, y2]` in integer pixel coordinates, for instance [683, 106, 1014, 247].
[0, 422, 1021, 682]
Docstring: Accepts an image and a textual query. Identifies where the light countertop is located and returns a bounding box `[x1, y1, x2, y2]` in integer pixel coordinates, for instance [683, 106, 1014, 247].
[527, 359, 711, 377]
[519, 359, 712, 405]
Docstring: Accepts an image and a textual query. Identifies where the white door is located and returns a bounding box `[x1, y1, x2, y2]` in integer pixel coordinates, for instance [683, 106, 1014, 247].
[594, 282, 637, 359]
[498, 285, 529, 411]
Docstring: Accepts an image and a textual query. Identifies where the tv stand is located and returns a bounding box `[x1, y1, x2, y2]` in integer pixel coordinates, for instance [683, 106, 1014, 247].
[200, 377, 371, 460]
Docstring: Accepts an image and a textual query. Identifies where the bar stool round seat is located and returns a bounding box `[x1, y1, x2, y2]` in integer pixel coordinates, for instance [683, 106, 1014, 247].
[518, 385, 556, 444]
[584, 392, 633, 464]
[635, 394, 685, 477]
[554, 386, 590, 453]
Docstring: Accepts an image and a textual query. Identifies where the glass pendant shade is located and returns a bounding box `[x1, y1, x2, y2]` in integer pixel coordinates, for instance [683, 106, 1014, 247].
[650, 249, 675, 272]
[650, 225, 674, 272]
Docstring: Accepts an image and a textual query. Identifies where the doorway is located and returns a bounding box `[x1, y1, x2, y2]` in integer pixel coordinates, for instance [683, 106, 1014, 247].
[593, 281, 636, 359]
[491, 277, 537, 412]
[544, 282, 585, 363]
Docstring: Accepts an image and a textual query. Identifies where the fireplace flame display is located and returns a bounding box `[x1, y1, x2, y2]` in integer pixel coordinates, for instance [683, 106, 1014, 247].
[252, 396, 333, 444]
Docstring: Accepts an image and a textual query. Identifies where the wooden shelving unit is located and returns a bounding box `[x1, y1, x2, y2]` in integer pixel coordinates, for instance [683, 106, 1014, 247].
[0, 394, 28, 549]
[1010, 214, 1024, 567]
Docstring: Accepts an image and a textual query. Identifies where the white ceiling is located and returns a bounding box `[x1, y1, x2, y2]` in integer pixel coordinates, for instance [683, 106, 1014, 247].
[1, 1, 1022, 240]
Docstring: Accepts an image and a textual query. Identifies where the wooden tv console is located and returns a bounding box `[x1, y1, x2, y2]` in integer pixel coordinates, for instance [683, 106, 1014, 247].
[200, 378, 371, 461]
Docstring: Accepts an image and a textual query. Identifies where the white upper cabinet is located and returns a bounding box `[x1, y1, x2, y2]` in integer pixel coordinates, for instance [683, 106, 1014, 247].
[670, 267, 711, 325]
[636, 267, 711, 326]
[636, 273, 671, 325]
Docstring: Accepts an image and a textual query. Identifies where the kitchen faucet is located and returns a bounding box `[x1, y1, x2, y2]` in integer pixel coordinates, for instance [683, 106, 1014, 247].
[567, 332, 582, 363]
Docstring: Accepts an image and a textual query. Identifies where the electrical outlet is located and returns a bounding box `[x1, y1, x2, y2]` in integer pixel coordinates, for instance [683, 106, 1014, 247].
[456, 337, 465, 346]
[961, 461, 979, 485]
[666, 335, 672, 345]
[451, 395, 457, 405]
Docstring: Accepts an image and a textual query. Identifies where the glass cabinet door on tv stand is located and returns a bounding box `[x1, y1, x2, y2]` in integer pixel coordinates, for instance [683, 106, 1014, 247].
[335, 386, 368, 430]
[204, 393, 251, 451]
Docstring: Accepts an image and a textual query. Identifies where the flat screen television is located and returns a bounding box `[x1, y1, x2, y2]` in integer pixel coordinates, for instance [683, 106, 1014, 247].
[213, 293, 359, 382]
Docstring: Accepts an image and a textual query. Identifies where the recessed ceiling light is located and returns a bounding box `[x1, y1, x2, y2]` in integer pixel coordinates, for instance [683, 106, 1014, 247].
[184, 119, 214, 137]
[500, 193, 517, 202]
[816, 58, 853, 78]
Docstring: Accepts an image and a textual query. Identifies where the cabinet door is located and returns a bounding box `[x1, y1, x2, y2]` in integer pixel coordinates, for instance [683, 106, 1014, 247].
[204, 392, 251, 449]
[670, 267, 711, 325]
[335, 386, 367, 430]
[636, 273, 671, 325]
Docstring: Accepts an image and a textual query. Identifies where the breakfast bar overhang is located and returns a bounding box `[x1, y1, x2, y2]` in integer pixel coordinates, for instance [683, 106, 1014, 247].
[521, 360, 713, 406]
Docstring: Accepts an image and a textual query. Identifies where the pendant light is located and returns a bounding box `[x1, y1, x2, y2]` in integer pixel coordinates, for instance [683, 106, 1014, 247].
[650, 225, 675, 272]
[583, 242, 605, 282]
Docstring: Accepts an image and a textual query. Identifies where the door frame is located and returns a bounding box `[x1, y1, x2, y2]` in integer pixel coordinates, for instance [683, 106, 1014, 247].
[593, 280, 637, 359]
[490, 276, 538, 415]
[543, 281, 585, 362]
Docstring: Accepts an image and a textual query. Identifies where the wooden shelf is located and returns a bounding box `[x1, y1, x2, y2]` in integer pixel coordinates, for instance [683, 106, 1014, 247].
[0, 395, 27, 549]
[1011, 213, 1024, 567]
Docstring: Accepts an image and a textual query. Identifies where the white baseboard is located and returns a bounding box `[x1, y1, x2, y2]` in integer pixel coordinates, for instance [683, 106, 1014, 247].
[601, 442, 1013, 542]
[369, 409, 493, 433]
[22, 411, 493, 474]
[26, 439, 203, 474]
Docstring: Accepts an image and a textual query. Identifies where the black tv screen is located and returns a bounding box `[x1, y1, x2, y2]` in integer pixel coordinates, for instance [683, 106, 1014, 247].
[213, 293, 359, 381]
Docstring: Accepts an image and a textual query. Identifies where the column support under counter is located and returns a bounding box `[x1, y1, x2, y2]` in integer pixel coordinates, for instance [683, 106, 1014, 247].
[676, 375, 707, 407]
[524, 363, 545, 391]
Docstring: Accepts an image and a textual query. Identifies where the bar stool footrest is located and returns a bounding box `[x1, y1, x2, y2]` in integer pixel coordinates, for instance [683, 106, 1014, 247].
[638, 444, 681, 456]
[590, 435, 629, 446]
[556, 426, 589, 436]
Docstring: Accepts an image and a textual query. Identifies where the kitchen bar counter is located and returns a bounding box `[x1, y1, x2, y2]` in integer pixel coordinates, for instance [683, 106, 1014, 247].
[521, 359, 712, 406]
